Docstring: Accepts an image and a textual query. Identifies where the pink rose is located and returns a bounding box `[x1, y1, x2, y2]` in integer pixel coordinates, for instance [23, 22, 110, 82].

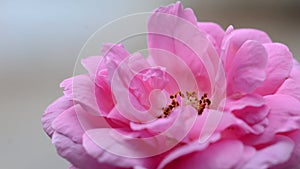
[42, 2, 300, 169]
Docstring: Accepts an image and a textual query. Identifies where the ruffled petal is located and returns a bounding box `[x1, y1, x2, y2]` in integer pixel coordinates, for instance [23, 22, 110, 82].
[242, 94, 300, 145]
[240, 136, 294, 169]
[198, 22, 225, 54]
[147, 2, 220, 93]
[160, 139, 244, 169]
[255, 43, 293, 95]
[52, 132, 102, 169]
[81, 56, 102, 79]
[226, 40, 267, 96]
[42, 95, 73, 137]
[82, 131, 161, 169]
[272, 130, 300, 169]
[277, 59, 300, 102]
[222, 28, 272, 71]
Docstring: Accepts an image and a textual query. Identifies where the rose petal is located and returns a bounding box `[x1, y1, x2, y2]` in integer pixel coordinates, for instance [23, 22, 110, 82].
[52, 132, 102, 169]
[42, 95, 73, 137]
[161, 139, 244, 169]
[241, 136, 294, 169]
[277, 59, 300, 102]
[147, 1, 221, 93]
[157, 141, 209, 169]
[81, 56, 102, 79]
[226, 40, 267, 96]
[82, 131, 160, 169]
[255, 43, 293, 95]
[242, 94, 300, 145]
[272, 130, 300, 169]
[222, 28, 272, 71]
[265, 94, 300, 133]
[52, 104, 111, 144]
[224, 94, 265, 112]
[198, 22, 225, 54]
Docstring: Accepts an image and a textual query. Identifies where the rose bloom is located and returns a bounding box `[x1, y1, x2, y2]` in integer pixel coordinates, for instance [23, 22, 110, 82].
[42, 2, 300, 169]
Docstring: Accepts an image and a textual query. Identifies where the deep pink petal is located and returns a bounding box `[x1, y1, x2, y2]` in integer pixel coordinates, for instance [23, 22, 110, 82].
[241, 136, 294, 169]
[255, 43, 293, 95]
[95, 70, 114, 115]
[227, 40, 267, 96]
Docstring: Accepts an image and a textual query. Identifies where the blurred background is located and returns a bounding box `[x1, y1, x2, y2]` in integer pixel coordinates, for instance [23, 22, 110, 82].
[1, 0, 299, 168]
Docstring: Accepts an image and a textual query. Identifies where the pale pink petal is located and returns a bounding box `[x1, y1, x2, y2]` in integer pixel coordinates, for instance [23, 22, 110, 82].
[255, 43, 293, 95]
[198, 22, 225, 54]
[42, 95, 73, 137]
[222, 29, 272, 71]
[265, 94, 300, 133]
[52, 106, 85, 143]
[277, 59, 300, 102]
[157, 141, 209, 169]
[242, 94, 300, 145]
[68, 165, 79, 169]
[241, 136, 294, 169]
[147, 2, 219, 93]
[52, 132, 103, 169]
[161, 139, 244, 169]
[234, 146, 256, 168]
[81, 56, 102, 79]
[100, 43, 130, 83]
[224, 94, 265, 112]
[227, 40, 267, 96]
[272, 130, 300, 169]
[82, 132, 161, 169]
[52, 104, 111, 144]
[72, 75, 99, 115]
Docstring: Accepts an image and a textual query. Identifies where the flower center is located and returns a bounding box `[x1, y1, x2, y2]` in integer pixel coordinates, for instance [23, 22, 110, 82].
[159, 91, 211, 118]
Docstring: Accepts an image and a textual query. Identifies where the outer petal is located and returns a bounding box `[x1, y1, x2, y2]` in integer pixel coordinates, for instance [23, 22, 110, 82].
[222, 28, 272, 71]
[198, 22, 225, 54]
[227, 40, 267, 96]
[241, 136, 294, 169]
[160, 139, 244, 169]
[255, 43, 293, 95]
[82, 132, 161, 169]
[52, 132, 102, 169]
[147, 2, 219, 93]
[242, 94, 300, 145]
[52, 104, 111, 143]
[42, 95, 73, 137]
[61, 75, 99, 115]
[272, 130, 300, 169]
[81, 56, 102, 79]
[277, 59, 300, 102]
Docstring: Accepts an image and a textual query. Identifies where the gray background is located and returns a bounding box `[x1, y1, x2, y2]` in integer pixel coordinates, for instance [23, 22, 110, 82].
[1, 0, 299, 168]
